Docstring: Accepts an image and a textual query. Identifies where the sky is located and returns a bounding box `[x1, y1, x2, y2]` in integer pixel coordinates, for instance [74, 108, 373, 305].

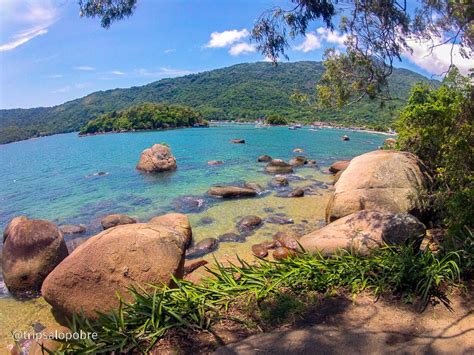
[0, 0, 472, 109]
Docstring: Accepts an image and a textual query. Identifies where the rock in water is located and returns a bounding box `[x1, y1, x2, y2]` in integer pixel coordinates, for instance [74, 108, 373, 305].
[289, 156, 307, 166]
[245, 182, 264, 193]
[287, 188, 305, 198]
[273, 247, 295, 260]
[231, 139, 245, 144]
[171, 196, 208, 213]
[41, 222, 188, 320]
[207, 186, 257, 198]
[59, 224, 86, 235]
[186, 238, 218, 259]
[136, 144, 177, 173]
[101, 214, 137, 230]
[273, 231, 300, 250]
[251, 244, 268, 258]
[326, 150, 430, 222]
[257, 155, 272, 162]
[2, 217, 68, 298]
[208, 160, 224, 166]
[237, 215, 263, 233]
[270, 176, 289, 187]
[218, 232, 246, 243]
[293, 148, 304, 153]
[329, 160, 350, 174]
[300, 211, 426, 256]
[265, 159, 294, 174]
[266, 216, 294, 224]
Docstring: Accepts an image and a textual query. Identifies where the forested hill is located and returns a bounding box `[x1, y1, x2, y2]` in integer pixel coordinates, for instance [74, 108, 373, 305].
[0, 61, 439, 144]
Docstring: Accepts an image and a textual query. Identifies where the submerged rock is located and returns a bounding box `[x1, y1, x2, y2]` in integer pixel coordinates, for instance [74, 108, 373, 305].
[171, 196, 208, 213]
[136, 144, 177, 173]
[257, 155, 272, 162]
[265, 159, 294, 174]
[237, 215, 263, 234]
[207, 186, 257, 198]
[266, 216, 294, 225]
[2, 217, 69, 298]
[218, 232, 246, 243]
[59, 224, 86, 235]
[300, 211, 426, 256]
[198, 216, 215, 225]
[270, 176, 289, 187]
[101, 214, 137, 230]
[186, 238, 218, 259]
[287, 188, 305, 198]
[42, 221, 189, 320]
[208, 160, 224, 166]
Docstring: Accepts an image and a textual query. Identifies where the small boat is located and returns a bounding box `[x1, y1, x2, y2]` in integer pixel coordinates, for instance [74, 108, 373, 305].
[342, 135, 350, 141]
[289, 126, 297, 130]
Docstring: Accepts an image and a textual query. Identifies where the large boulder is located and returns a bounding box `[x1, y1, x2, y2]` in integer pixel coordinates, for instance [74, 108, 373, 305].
[326, 150, 430, 222]
[300, 211, 426, 256]
[148, 213, 192, 248]
[207, 186, 257, 198]
[136, 144, 177, 173]
[101, 214, 137, 230]
[265, 159, 294, 174]
[2, 217, 68, 298]
[41, 222, 188, 320]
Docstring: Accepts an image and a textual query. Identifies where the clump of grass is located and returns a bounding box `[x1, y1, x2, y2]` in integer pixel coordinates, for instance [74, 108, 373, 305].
[60, 245, 460, 353]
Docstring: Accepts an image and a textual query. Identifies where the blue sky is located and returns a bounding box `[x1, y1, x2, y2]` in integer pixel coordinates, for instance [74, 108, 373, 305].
[0, 0, 471, 109]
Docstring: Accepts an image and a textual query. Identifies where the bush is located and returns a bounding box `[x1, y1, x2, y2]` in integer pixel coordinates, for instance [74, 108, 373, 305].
[396, 67, 473, 232]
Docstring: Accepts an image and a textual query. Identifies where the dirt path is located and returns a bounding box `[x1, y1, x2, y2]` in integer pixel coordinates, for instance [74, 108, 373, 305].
[215, 291, 474, 354]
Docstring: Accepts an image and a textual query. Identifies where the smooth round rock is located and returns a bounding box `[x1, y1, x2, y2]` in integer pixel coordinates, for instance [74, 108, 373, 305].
[101, 214, 137, 230]
[136, 144, 177, 173]
[265, 159, 294, 174]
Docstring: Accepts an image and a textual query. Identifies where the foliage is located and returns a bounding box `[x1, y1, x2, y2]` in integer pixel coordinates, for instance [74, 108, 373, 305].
[396, 67, 473, 231]
[79, 0, 137, 28]
[79, 102, 202, 134]
[0, 62, 438, 144]
[265, 115, 288, 125]
[252, 1, 472, 106]
[59, 245, 460, 353]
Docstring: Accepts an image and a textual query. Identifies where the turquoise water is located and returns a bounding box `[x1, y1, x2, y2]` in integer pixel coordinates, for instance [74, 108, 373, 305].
[0, 124, 385, 234]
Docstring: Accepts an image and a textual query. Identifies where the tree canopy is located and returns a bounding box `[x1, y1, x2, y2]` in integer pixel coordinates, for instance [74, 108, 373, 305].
[79, 102, 202, 134]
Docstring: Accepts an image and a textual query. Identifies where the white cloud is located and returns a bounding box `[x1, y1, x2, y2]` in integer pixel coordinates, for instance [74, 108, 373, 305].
[0, 1, 58, 52]
[52, 85, 71, 93]
[110, 70, 125, 75]
[74, 66, 95, 71]
[229, 42, 256, 56]
[294, 33, 322, 52]
[403, 36, 472, 76]
[52, 82, 91, 93]
[205, 29, 249, 48]
[134, 67, 194, 78]
[294, 28, 347, 53]
[164, 48, 175, 53]
[47, 74, 63, 78]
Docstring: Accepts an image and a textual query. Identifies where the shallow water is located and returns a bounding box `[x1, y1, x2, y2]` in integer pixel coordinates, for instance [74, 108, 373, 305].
[0, 124, 386, 348]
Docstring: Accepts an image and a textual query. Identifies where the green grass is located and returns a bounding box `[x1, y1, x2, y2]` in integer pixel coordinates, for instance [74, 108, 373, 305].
[59, 245, 460, 353]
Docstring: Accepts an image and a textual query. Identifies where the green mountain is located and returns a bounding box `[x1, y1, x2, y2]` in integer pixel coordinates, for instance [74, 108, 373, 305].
[0, 61, 439, 144]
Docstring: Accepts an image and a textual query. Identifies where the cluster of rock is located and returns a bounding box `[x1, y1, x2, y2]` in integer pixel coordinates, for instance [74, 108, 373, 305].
[2, 212, 194, 321]
[299, 150, 431, 256]
[1, 143, 432, 332]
